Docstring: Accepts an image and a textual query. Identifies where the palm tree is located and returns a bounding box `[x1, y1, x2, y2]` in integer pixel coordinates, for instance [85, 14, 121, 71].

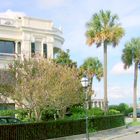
[80, 57, 103, 109]
[122, 38, 140, 121]
[86, 10, 125, 113]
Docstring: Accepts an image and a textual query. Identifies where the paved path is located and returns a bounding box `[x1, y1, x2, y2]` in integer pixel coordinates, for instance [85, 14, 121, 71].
[114, 132, 140, 140]
[49, 117, 140, 140]
[49, 126, 140, 140]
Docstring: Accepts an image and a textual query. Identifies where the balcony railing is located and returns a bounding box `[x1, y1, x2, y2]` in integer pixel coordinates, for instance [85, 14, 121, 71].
[0, 53, 21, 69]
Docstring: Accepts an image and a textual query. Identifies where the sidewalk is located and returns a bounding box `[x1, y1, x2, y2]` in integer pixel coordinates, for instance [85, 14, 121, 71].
[89, 125, 140, 140]
[48, 125, 140, 140]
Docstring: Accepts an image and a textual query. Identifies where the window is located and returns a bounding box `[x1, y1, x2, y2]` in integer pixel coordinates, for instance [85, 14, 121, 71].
[31, 42, 35, 57]
[0, 40, 15, 54]
[17, 42, 21, 54]
[0, 103, 15, 110]
[43, 44, 47, 58]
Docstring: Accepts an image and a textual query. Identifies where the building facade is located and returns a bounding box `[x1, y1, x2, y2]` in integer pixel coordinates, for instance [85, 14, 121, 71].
[0, 11, 64, 108]
[0, 12, 64, 68]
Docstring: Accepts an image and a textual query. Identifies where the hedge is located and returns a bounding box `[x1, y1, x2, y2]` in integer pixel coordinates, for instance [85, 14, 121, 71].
[89, 114, 125, 131]
[0, 115, 124, 140]
[0, 119, 85, 140]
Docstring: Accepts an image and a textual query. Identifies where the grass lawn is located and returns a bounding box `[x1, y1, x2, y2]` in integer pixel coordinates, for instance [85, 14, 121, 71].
[127, 121, 140, 126]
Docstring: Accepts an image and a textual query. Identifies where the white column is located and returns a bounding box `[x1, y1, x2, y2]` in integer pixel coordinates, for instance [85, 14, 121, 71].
[41, 41, 44, 57]
[15, 41, 18, 54]
[47, 42, 54, 59]
[35, 41, 42, 57]
[22, 40, 30, 59]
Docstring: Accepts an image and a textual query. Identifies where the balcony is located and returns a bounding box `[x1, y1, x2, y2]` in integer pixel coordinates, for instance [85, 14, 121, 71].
[0, 53, 21, 69]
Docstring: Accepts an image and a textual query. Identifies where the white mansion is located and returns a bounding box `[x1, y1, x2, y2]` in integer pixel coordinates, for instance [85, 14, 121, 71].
[0, 10, 64, 68]
[0, 10, 64, 109]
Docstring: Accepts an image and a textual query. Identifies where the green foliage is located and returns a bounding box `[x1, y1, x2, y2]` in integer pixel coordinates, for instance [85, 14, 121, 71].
[108, 109, 120, 115]
[122, 38, 140, 119]
[117, 103, 129, 113]
[16, 109, 30, 122]
[126, 107, 133, 115]
[54, 49, 77, 67]
[88, 108, 104, 116]
[67, 107, 104, 119]
[128, 121, 140, 126]
[68, 106, 85, 119]
[86, 10, 125, 47]
[41, 108, 56, 121]
[0, 109, 32, 122]
[0, 84, 14, 96]
[46, 119, 85, 138]
[80, 57, 103, 80]
[7, 59, 82, 121]
[89, 115, 125, 131]
[109, 103, 132, 116]
[0, 115, 125, 139]
[122, 38, 140, 68]
[0, 119, 85, 139]
[0, 110, 16, 116]
[79, 57, 103, 109]
[109, 105, 118, 110]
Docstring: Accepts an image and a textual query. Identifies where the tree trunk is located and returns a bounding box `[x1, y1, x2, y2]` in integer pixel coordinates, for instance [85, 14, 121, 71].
[103, 42, 108, 114]
[28, 110, 32, 120]
[57, 108, 66, 119]
[34, 108, 41, 122]
[133, 63, 138, 121]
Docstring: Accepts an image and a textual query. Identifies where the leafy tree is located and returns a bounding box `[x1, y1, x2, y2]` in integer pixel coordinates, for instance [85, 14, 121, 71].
[54, 49, 77, 67]
[117, 103, 129, 114]
[86, 10, 125, 113]
[109, 103, 132, 116]
[122, 38, 140, 121]
[7, 59, 82, 121]
[0, 70, 14, 97]
[80, 57, 103, 108]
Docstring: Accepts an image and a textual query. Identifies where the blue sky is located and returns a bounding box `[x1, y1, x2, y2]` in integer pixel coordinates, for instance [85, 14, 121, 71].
[1, 0, 140, 105]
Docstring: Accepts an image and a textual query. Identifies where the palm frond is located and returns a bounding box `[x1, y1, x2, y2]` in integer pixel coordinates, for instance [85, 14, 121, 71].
[85, 10, 124, 47]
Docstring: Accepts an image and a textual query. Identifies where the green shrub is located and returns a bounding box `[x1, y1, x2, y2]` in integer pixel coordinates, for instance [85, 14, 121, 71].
[125, 107, 133, 116]
[0, 109, 32, 122]
[108, 109, 120, 115]
[0, 110, 16, 116]
[88, 107, 104, 116]
[89, 114, 125, 131]
[0, 114, 125, 139]
[67, 106, 85, 119]
[41, 109, 56, 121]
[109, 103, 132, 116]
[70, 106, 85, 114]
[16, 109, 30, 122]
[68, 107, 104, 119]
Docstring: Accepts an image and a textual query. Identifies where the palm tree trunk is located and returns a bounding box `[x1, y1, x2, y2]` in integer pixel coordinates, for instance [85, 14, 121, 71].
[88, 77, 93, 109]
[133, 63, 138, 121]
[104, 42, 108, 114]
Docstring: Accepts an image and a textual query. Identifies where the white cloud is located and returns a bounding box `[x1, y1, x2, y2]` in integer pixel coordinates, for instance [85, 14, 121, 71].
[108, 86, 132, 100]
[94, 84, 134, 104]
[111, 62, 133, 75]
[0, 9, 26, 19]
[37, 0, 67, 9]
